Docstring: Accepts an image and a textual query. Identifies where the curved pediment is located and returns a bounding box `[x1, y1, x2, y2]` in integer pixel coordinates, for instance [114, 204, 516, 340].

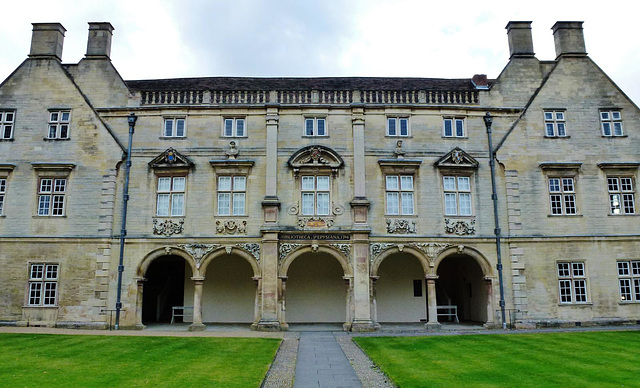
[434, 147, 478, 169]
[149, 148, 194, 169]
[288, 145, 344, 170]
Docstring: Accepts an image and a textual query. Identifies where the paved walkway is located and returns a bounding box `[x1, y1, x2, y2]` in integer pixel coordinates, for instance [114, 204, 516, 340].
[294, 332, 362, 388]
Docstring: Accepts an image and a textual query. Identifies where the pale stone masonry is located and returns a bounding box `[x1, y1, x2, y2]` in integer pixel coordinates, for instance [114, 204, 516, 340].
[0, 21, 638, 330]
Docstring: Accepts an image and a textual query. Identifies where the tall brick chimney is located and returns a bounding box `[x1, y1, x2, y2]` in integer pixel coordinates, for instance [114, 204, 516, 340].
[505, 21, 535, 58]
[29, 23, 66, 60]
[552, 21, 586, 58]
[86, 22, 114, 59]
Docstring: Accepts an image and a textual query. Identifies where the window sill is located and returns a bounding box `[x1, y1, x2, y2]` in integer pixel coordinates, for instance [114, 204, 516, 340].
[22, 305, 59, 309]
[557, 302, 592, 307]
[385, 135, 412, 138]
[0, 138, 14, 142]
[386, 214, 418, 218]
[601, 135, 627, 138]
[302, 135, 329, 138]
[32, 215, 67, 218]
[544, 135, 571, 139]
[608, 213, 638, 217]
[215, 214, 249, 218]
[619, 301, 640, 305]
[444, 214, 475, 218]
[442, 136, 468, 139]
[154, 215, 185, 218]
[43, 138, 71, 141]
[220, 136, 248, 139]
[160, 136, 187, 140]
[547, 214, 583, 217]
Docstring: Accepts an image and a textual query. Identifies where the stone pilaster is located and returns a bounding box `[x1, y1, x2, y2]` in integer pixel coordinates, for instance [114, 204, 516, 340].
[262, 106, 280, 223]
[351, 232, 375, 331]
[350, 105, 370, 227]
[256, 232, 281, 331]
[425, 275, 440, 330]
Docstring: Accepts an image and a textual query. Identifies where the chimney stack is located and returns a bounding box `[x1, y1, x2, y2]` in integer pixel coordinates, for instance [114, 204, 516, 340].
[505, 21, 535, 58]
[29, 23, 66, 60]
[552, 21, 586, 58]
[86, 22, 114, 59]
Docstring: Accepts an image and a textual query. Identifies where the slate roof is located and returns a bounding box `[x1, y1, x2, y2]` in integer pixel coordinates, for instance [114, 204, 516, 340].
[125, 77, 491, 91]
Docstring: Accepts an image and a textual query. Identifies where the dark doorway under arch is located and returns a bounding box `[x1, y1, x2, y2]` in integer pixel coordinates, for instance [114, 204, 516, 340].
[142, 255, 186, 324]
[436, 255, 487, 323]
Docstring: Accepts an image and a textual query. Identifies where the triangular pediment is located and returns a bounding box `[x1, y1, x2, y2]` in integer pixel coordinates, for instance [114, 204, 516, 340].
[149, 148, 194, 169]
[435, 147, 479, 169]
[288, 145, 344, 169]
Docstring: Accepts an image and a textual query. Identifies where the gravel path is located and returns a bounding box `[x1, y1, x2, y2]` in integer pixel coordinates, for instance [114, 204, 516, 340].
[335, 333, 396, 388]
[262, 332, 299, 388]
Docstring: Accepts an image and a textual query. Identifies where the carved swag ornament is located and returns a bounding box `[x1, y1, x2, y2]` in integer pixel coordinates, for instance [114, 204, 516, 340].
[215, 220, 247, 234]
[153, 219, 184, 236]
[444, 218, 476, 235]
[386, 218, 416, 234]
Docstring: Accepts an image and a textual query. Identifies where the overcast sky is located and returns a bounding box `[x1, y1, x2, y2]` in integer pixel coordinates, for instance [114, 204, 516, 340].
[1, 0, 639, 105]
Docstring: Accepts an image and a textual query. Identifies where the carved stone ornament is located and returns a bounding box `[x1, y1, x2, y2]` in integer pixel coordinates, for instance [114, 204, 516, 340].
[297, 217, 334, 228]
[331, 243, 351, 258]
[177, 244, 221, 269]
[148, 148, 194, 169]
[226, 141, 239, 160]
[444, 218, 476, 235]
[332, 203, 345, 215]
[370, 242, 454, 267]
[235, 243, 260, 262]
[215, 220, 247, 234]
[386, 218, 416, 234]
[153, 218, 184, 236]
[287, 202, 299, 215]
[434, 147, 479, 169]
[394, 140, 405, 159]
[279, 243, 301, 262]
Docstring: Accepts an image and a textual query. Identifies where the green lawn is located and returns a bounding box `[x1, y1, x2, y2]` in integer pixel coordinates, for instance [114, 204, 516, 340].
[0, 333, 280, 387]
[354, 331, 640, 388]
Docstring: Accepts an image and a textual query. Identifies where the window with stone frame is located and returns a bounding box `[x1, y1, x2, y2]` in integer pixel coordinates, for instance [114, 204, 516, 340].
[443, 175, 472, 216]
[443, 117, 465, 138]
[47, 110, 71, 139]
[0, 177, 6, 215]
[618, 260, 640, 302]
[607, 176, 635, 215]
[385, 175, 414, 215]
[163, 117, 186, 138]
[548, 177, 577, 215]
[544, 110, 567, 137]
[27, 263, 59, 306]
[217, 175, 246, 216]
[1, 110, 15, 139]
[223, 117, 246, 137]
[37, 178, 67, 216]
[387, 117, 409, 137]
[304, 117, 327, 137]
[557, 261, 588, 304]
[301, 175, 330, 216]
[600, 110, 623, 137]
[156, 176, 186, 217]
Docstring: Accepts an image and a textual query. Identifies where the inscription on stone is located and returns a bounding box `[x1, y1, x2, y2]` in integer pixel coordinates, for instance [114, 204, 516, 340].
[279, 233, 351, 241]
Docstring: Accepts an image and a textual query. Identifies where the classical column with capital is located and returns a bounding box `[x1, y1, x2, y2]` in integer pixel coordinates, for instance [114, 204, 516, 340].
[189, 277, 206, 331]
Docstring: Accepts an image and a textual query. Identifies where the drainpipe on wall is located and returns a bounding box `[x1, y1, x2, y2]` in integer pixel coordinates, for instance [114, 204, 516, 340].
[115, 113, 137, 330]
[484, 112, 507, 330]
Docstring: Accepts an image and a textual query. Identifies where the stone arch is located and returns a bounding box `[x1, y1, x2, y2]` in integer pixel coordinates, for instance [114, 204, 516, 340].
[199, 246, 261, 278]
[280, 244, 352, 277]
[137, 246, 196, 278]
[371, 245, 430, 277]
[433, 245, 493, 277]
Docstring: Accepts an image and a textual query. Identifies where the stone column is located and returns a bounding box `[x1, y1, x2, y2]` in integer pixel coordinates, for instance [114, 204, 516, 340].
[485, 277, 496, 326]
[425, 275, 440, 330]
[279, 276, 289, 330]
[189, 277, 206, 331]
[351, 233, 375, 331]
[134, 277, 146, 330]
[350, 105, 370, 225]
[262, 106, 280, 223]
[251, 276, 262, 330]
[256, 232, 281, 331]
[370, 276, 380, 328]
[343, 276, 353, 331]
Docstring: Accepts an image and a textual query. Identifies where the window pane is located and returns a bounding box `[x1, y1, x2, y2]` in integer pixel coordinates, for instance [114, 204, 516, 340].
[233, 193, 245, 215]
[45, 264, 58, 279]
[48, 125, 57, 138]
[233, 176, 246, 191]
[164, 120, 173, 136]
[156, 194, 170, 216]
[556, 112, 564, 120]
[602, 122, 611, 136]
[400, 118, 408, 136]
[317, 119, 326, 136]
[572, 262, 585, 277]
[218, 176, 232, 191]
[316, 192, 329, 215]
[172, 177, 185, 191]
[600, 112, 610, 120]
[316, 176, 330, 191]
[544, 112, 553, 120]
[44, 282, 57, 305]
[61, 112, 70, 122]
[386, 176, 398, 190]
[613, 122, 623, 136]
[620, 279, 632, 301]
[388, 118, 396, 136]
[50, 112, 59, 122]
[305, 119, 314, 135]
[546, 123, 555, 136]
[158, 177, 171, 192]
[224, 119, 233, 136]
[401, 192, 414, 214]
[607, 177, 619, 192]
[444, 119, 453, 137]
[236, 119, 245, 136]
[400, 175, 413, 190]
[618, 261, 630, 276]
[574, 280, 587, 302]
[610, 194, 621, 214]
[176, 119, 185, 136]
[611, 111, 621, 120]
[557, 123, 566, 136]
[548, 178, 560, 192]
[59, 125, 69, 138]
[459, 193, 472, 215]
[562, 178, 574, 192]
[31, 264, 44, 279]
[564, 194, 576, 214]
[457, 177, 470, 191]
[386, 192, 399, 215]
[455, 119, 464, 137]
[559, 279, 572, 303]
[557, 263, 570, 277]
[38, 196, 50, 215]
[171, 193, 184, 216]
[443, 176, 456, 191]
[301, 176, 315, 190]
[217, 193, 230, 215]
[621, 178, 633, 191]
[52, 195, 64, 216]
[444, 193, 457, 215]
[53, 179, 66, 192]
[623, 194, 635, 213]
[550, 194, 562, 214]
[29, 283, 42, 305]
[302, 193, 315, 215]
[40, 179, 52, 193]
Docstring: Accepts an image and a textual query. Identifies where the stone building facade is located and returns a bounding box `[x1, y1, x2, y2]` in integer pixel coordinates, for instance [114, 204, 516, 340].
[0, 21, 638, 330]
